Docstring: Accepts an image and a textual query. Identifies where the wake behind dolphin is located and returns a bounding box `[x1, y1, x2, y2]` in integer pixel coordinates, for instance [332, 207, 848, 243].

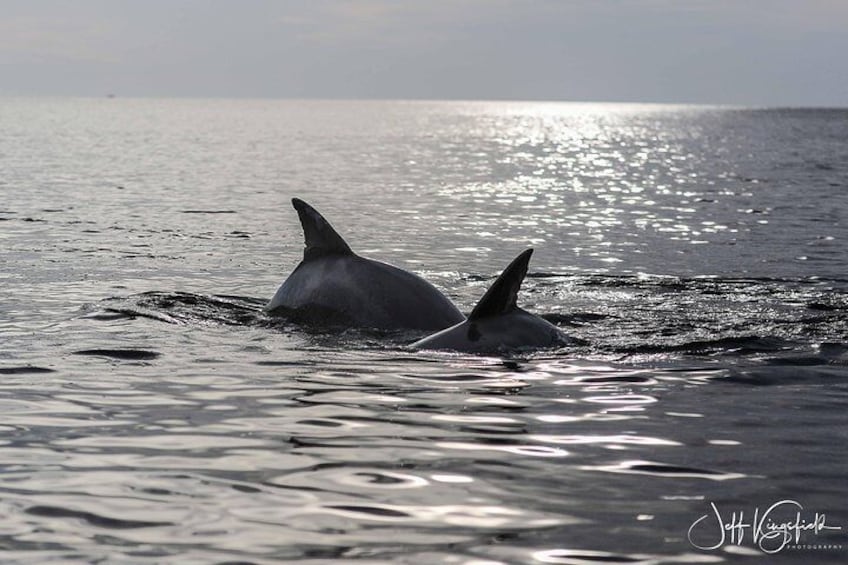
[266, 198, 464, 331]
[412, 249, 574, 354]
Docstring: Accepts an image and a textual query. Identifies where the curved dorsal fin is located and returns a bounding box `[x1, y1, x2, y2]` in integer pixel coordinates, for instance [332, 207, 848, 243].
[292, 198, 353, 261]
[469, 249, 533, 320]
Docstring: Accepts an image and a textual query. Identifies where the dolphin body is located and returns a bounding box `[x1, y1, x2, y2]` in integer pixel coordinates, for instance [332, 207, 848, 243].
[266, 198, 464, 331]
[412, 249, 572, 354]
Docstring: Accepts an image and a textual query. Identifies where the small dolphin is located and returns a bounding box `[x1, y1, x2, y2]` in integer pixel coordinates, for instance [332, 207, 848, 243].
[266, 198, 464, 331]
[412, 249, 572, 354]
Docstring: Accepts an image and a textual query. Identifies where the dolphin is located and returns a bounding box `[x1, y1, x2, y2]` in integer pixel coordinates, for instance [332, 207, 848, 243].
[412, 249, 573, 354]
[266, 198, 464, 331]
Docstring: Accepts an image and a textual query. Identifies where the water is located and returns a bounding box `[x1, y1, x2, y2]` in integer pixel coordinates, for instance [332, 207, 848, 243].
[2, 98, 847, 563]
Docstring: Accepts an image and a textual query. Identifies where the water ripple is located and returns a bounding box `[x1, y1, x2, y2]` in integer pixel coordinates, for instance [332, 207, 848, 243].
[586, 460, 747, 481]
[3, 100, 847, 562]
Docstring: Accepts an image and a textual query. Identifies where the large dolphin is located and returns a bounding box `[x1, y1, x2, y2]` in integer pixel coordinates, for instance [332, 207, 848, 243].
[412, 249, 573, 353]
[266, 198, 464, 331]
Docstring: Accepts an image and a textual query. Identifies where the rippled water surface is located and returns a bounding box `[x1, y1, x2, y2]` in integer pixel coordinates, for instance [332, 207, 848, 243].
[2, 99, 847, 563]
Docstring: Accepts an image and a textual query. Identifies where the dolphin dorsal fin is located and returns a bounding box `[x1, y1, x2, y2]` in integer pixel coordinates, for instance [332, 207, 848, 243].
[292, 198, 353, 261]
[469, 249, 533, 320]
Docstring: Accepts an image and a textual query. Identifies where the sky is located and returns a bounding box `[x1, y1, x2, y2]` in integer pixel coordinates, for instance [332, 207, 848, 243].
[1, 0, 846, 106]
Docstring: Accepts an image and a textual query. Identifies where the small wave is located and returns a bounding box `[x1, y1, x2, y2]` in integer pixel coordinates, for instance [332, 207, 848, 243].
[807, 300, 846, 311]
[91, 292, 267, 327]
[73, 349, 161, 361]
[588, 460, 745, 481]
[724, 364, 848, 386]
[323, 504, 411, 518]
[565, 273, 848, 289]
[542, 312, 609, 327]
[25, 505, 171, 529]
[87, 308, 183, 324]
[0, 366, 56, 375]
[622, 335, 795, 356]
[179, 209, 237, 214]
[532, 548, 656, 564]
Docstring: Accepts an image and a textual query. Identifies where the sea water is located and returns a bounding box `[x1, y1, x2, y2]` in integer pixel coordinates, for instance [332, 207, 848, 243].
[1, 98, 847, 563]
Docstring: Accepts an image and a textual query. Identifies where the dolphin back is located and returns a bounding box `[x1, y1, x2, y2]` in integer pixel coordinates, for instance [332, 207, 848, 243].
[412, 247, 574, 353]
[268, 199, 464, 331]
[268, 255, 464, 331]
[291, 198, 353, 261]
[469, 248, 533, 320]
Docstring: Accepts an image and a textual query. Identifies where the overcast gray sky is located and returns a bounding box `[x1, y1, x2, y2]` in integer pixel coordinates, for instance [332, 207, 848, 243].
[2, 0, 846, 106]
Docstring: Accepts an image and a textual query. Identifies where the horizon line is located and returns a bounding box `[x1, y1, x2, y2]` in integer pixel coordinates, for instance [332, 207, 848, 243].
[1, 93, 845, 110]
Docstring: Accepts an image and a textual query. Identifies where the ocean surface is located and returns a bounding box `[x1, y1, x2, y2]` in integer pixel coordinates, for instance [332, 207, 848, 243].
[2, 98, 847, 563]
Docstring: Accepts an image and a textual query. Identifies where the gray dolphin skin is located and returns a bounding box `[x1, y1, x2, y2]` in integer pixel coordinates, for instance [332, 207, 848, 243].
[412, 249, 572, 354]
[265, 198, 465, 331]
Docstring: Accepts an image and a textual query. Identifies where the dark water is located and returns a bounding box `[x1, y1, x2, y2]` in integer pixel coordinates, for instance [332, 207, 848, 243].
[2, 98, 847, 563]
